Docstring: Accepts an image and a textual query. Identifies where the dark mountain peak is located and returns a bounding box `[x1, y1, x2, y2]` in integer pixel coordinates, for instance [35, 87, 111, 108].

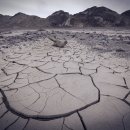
[2, 12, 46, 29]
[13, 12, 42, 19]
[119, 10, 130, 26]
[54, 10, 65, 13]
[71, 6, 120, 27]
[9, 12, 29, 21]
[82, 6, 118, 15]
[12, 12, 28, 18]
[49, 10, 69, 17]
[47, 10, 70, 27]
[14, 12, 27, 16]
[83, 6, 97, 12]
[122, 10, 130, 17]
[96, 6, 113, 11]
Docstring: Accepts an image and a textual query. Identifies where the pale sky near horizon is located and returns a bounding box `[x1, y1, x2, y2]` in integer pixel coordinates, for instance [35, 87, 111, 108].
[0, 0, 130, 18]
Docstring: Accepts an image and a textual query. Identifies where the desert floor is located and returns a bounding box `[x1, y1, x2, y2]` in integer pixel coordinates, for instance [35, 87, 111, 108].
[0, 28, 130, 130]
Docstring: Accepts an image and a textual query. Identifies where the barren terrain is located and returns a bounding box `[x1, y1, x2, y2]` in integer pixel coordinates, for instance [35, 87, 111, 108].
[0, 28, 130, 130]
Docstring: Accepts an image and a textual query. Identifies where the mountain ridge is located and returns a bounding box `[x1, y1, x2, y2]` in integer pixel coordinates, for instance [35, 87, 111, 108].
[0, 6, 130, 29]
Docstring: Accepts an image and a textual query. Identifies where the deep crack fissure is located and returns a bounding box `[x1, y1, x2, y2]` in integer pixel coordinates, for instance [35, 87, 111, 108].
[77, 111, 87, 130]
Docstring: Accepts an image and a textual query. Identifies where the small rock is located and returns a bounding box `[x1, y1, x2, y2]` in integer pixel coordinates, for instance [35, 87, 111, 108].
[48, 37, 67, 48]
[53, 40, 67, 48]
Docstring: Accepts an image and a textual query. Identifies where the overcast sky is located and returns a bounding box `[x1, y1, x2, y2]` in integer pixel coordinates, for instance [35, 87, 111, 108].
[0, 0, 130, 18]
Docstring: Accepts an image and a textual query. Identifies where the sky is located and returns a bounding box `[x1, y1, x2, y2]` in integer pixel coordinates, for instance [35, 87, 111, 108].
[0, 0, 130, 18]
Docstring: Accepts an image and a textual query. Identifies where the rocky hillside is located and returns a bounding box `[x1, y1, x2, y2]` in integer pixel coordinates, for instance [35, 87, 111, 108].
[69, 6, 121, 27]
[46, 10, 70, 27]
[119, 10, 130, 26]
[0, 14, 11, 28]
[0, 12, 47, 29]
[0, 6, 130, 29]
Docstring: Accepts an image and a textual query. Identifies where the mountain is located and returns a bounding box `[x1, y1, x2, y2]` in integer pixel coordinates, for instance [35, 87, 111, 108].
[0, 12, 47, 29]
[0, 6, 130, 29]
[119, 10, 130, 26]
[46, 10, 70, 27]
[0, 14, 11, 28]
[122, 10, 130, 17]
[69, 6, 120, 27]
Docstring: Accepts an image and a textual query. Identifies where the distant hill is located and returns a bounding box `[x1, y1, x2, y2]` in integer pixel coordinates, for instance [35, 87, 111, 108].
[119, 10, 130, 26]
[122, 10, 130, 17]
[0, 14, 11, 28]
[46, 10, 70, 27]
[0, 12, 47, 29]
[0, 6, 130, 29]
[69, 6, 121, 27]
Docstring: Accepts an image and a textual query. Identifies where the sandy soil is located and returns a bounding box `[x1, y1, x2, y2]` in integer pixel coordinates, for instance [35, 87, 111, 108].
[0, 29, 130, 130]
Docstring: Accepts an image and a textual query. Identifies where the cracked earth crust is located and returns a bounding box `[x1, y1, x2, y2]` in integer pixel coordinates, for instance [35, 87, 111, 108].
[0, 29, 130, 130]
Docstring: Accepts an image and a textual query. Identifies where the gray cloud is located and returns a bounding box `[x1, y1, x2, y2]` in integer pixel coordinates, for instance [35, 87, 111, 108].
[0, 0, 130, 18]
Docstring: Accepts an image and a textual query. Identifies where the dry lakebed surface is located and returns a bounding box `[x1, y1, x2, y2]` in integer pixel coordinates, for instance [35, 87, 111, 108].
[0, 28, 130, 130]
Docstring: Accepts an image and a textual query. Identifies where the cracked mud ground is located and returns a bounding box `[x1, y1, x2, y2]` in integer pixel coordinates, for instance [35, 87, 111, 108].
[0, 29, 130, 130]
